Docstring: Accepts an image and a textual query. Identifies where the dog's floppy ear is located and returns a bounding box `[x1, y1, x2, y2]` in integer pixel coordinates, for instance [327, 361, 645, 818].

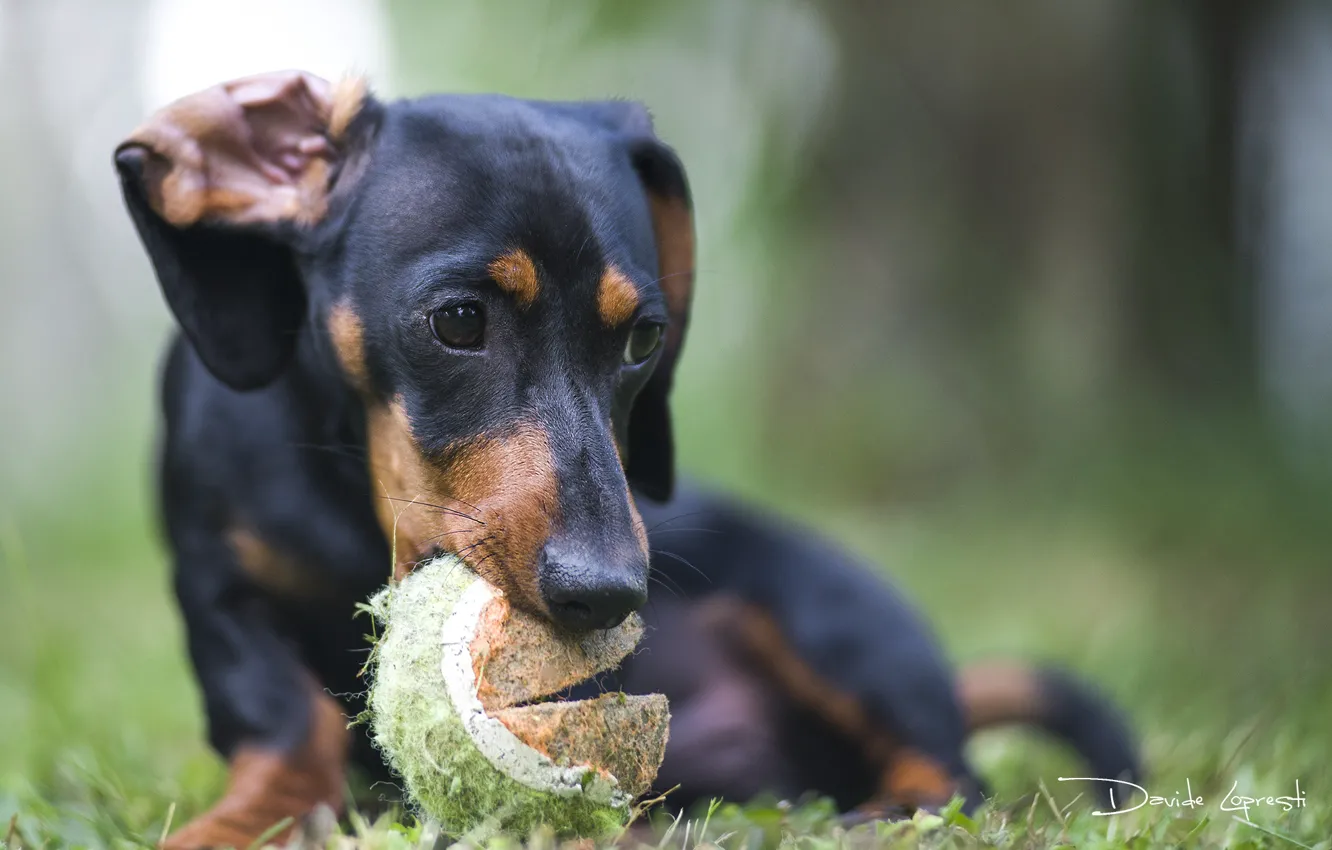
[114, 71, 365, 390]
[624, 136, 695, 502]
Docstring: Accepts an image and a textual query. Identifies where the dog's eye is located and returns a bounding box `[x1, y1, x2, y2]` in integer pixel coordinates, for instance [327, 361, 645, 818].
[623, 322, 663, 365]
[430, 303, 486, 349]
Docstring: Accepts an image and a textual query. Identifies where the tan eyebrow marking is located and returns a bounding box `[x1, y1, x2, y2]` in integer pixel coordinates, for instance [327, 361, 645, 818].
[597, 264, 639, 327]
[327, 299, 369, 393]
[488, 249, 540, 309]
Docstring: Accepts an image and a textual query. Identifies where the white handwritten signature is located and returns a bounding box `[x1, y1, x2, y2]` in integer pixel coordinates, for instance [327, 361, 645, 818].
[1057, 777, 1306, 819]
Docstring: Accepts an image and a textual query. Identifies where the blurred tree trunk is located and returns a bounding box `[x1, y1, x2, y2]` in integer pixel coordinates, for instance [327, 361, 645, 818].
[776, 1, 1130, 492]
[1239, 1, 1332, 466]
[802, 2, 1129, 404]
[1122, 0, 1266, 398]
[799, 2, 1271, 404]
[758, 0, 1282, 494]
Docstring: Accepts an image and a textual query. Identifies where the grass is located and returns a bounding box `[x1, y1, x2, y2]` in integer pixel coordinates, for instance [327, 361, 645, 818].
[2, 432, 1331, 850]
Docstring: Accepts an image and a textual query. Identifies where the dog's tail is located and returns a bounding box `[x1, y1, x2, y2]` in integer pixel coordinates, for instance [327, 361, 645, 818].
[957, 661, 1140, 787]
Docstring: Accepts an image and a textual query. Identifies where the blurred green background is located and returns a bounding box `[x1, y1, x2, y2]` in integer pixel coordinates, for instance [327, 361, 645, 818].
[2, 0, 1331, 844]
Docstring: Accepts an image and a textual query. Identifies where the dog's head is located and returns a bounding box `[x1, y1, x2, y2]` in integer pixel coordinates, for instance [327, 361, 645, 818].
[115, 72, 693, 630]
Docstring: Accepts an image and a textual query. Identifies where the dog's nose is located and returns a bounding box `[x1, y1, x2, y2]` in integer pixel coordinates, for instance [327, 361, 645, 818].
[539, 548, 648, 631]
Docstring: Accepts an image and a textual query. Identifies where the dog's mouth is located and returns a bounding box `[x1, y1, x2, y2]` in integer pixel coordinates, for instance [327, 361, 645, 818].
[452, 579, 669, 798]
[467, 589, 641, 710]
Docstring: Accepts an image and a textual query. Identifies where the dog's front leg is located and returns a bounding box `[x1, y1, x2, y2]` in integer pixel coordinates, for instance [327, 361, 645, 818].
[164, 536, 348, 850]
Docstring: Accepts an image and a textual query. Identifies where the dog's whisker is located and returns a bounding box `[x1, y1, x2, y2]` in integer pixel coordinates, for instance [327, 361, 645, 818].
[645, 510, 714, 534]
[650, 547, 711, 583]
[647, 574, 681, 599]
[422, 506, 484, 523]
[650, 269, 703, 286]
[648, 562, 689, 597]
[375, 495, 483, 523]
[286, 441, 369, 461]
[648, 567, 687, 599]
[453, 536, 490, 556]
[440, 492, 484, 515]
[572, 233, 594, 267]
[468, 552, 498, 574]
[452, 535, 497, 562]
[420, 528, 483, 546]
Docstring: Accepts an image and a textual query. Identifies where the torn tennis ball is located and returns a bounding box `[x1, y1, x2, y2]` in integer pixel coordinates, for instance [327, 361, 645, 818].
[366, 555, 670, 838]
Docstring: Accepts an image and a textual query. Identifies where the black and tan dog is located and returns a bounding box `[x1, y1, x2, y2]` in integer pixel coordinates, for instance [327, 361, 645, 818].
[114, 72, 1138, 849]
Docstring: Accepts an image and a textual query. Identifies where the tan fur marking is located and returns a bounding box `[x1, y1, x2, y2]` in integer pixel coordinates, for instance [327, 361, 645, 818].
[488, 249, 540, 309]
[164, 686, 348, 850]
[327, 301, 369, 392]
[725, 606, 894, 764]
[597, 265, 639, 326]
[293, 158, 331, 226]
[718, 602, 958, 809]
[328, 74, 367, 141]
[646, 194, 695, 358]
[367, 399, 557, 613]
[626, 477, 649, 556]
[877, 750, 957, 808]
[956, 661, 1046, 731]
[227, 527, 320, 600]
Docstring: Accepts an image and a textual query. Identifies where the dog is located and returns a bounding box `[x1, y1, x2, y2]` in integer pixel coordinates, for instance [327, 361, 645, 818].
[114, 71, 1139, 849]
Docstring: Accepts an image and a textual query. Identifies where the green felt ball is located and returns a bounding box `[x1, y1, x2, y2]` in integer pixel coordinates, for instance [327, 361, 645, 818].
[366, 555, 668, 839]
